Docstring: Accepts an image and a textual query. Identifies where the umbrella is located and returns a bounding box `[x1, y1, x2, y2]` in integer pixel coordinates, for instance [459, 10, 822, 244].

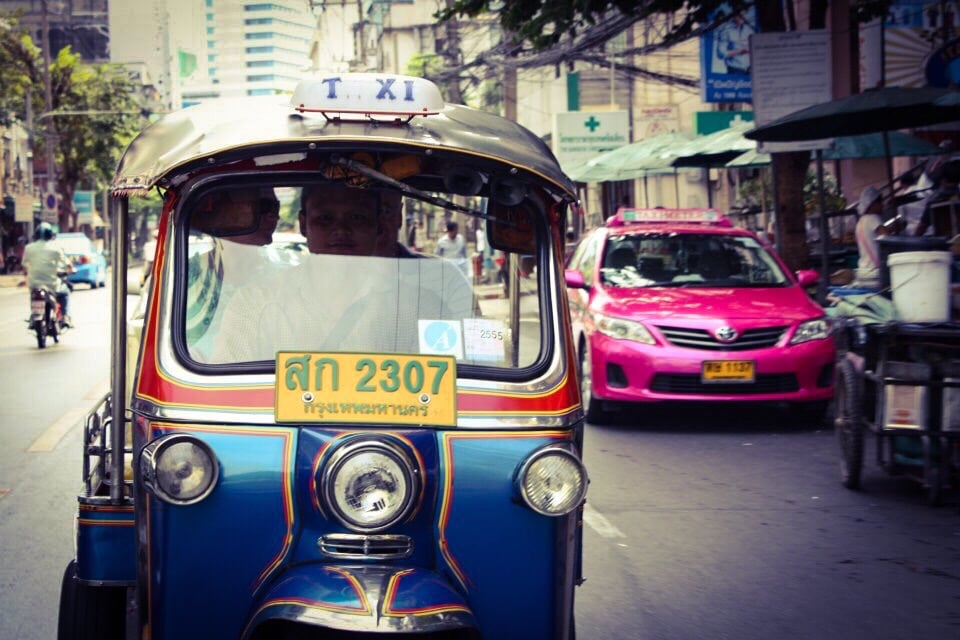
[569, 131, 694, 182]
[724, 131, 946, 167]
[670, 119, 758, 168]
[744, 86, 960, 142]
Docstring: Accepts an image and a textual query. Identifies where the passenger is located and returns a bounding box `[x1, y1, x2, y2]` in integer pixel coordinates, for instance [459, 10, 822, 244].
[209, 182, 474, 363]
[187, 187, 281, 360]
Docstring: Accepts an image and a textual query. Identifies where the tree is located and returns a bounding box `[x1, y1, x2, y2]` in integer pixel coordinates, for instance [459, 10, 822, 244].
[0, 13, 144, 231]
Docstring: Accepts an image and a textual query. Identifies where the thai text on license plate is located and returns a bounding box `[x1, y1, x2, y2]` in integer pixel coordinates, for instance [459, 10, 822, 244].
[275, 352, 457, 426]
[701, 360, 755, 383]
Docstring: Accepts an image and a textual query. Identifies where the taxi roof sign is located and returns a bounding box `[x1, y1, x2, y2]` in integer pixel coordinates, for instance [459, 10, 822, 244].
[290, 73, 445, 120]
[607, 207, 732, 227]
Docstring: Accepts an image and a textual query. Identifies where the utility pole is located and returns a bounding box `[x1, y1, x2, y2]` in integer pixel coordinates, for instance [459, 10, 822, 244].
[41, 0, 58, 228]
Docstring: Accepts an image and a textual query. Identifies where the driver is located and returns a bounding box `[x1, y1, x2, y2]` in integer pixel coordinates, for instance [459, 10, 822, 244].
[209, 182, 474, 363]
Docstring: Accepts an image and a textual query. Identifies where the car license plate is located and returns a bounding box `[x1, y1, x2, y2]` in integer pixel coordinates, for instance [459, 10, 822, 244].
[275, 352, 457, 426]
[701, 360, 755, 383]
[31, 300, 45, 315]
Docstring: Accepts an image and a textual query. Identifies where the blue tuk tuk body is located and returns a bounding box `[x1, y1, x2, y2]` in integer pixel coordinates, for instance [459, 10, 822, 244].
[60, 75, 587, 640]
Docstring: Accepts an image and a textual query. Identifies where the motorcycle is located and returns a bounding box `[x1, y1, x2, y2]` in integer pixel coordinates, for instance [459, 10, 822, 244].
[28, 273, 70, 349]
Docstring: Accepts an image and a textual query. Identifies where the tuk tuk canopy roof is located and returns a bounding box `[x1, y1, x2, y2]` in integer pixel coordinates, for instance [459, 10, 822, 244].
[112, 94, 577, 200]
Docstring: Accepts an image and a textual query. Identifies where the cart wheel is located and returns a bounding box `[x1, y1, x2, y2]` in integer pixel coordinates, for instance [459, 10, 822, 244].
[835, 359, 864, 490]
[579, 341, 610, 425]
[57, 560, 125, 640]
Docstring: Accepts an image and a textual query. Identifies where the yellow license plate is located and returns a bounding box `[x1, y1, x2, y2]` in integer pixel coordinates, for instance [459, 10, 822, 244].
[275, 352, 457, 426]
[701, 360, 755, 383]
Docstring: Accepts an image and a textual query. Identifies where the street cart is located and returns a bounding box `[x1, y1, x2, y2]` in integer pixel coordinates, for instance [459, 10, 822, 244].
[830, 249, 960, 505]
[57, 73, 588, 639]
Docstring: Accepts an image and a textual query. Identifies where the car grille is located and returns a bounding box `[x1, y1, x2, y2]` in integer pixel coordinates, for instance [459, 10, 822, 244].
[656, 325, 787, 351]
[650, 373, 799, 394]
[317, 534, 413, 560]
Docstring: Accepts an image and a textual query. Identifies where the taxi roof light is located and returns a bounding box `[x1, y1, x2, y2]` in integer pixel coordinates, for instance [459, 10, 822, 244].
[290, 73, 445, 121]
[607, 207, 732, 228]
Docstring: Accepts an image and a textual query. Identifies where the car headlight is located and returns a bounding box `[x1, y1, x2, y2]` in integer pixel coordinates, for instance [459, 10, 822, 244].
[594, 313, 655, 344]
[516, 447, 588, 516]
[321, 439, 419, 532]
[140, 434, 219, 505]
[790, 318, 831, 344]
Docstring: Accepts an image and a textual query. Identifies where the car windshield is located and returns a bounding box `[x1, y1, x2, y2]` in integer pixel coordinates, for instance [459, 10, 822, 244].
[179, 176, 550, 372]
[600, 232, 789, 288]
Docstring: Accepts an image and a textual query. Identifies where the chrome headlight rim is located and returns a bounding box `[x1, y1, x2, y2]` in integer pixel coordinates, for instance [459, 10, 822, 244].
[140, 433, 220, 506]
[320, 438, 420, 533]
[515, 445, 589, 517]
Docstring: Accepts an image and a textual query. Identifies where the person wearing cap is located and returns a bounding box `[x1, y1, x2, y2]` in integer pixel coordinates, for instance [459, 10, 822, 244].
[852, 186, 887, 289]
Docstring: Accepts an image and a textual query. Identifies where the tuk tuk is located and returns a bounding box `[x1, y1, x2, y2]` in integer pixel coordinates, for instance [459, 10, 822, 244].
[57, 74, 588, 639]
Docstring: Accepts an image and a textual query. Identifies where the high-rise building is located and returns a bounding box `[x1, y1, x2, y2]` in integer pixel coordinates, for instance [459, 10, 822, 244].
[0, 0, 109, 62]
[110, 0, 318, 111]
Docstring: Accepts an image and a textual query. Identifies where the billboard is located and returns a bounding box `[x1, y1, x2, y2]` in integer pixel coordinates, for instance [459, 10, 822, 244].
[700, 2, 759, 103]
[552, 110, 630, 173]
[862, 1, 960, 88]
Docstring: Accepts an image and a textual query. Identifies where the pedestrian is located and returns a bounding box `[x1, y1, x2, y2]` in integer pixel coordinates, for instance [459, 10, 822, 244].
[437, 220, 469, 277]
[852, 186, 890, 289]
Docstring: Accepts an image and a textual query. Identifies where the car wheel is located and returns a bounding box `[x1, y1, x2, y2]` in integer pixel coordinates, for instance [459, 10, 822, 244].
[57, 560, 125, 640]
[579, 340, 610, 424]
[834, 358, 864, 490]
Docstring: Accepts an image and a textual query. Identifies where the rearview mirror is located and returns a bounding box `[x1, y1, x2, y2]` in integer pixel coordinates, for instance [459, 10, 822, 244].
[189, 187, 271, 237]
[487, 201, 536, 255]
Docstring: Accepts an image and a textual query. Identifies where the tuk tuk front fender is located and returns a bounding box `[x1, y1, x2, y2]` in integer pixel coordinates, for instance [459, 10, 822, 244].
[242, 564, 478, 639]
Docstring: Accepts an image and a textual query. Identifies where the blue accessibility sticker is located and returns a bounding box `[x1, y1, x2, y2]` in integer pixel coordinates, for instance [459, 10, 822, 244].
[418, 320, 463, 359]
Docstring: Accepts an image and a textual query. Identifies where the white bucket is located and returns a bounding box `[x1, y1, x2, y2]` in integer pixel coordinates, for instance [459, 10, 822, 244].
[887, 251, 952, 322]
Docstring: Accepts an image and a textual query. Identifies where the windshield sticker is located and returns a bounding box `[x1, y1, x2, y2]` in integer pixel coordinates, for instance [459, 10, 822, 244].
[418, 320, 464, 359]
[462, 318, 506, 362]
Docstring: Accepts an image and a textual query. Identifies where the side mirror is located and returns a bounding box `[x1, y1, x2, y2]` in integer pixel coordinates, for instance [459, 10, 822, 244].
[795, 269, 819, 288]
[564, 269, 588, 289]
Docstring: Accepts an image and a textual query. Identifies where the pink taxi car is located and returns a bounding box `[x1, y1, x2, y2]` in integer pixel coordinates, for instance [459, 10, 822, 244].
[565, 208, 835, 423]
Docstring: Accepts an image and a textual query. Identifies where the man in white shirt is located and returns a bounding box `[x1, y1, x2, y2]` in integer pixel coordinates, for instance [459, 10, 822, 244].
[23, 222, 74, 326]
[436, 220, 469, 277]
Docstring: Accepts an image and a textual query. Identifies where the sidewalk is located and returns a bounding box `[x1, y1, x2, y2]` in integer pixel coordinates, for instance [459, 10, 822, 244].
[0, 273, 26, 288]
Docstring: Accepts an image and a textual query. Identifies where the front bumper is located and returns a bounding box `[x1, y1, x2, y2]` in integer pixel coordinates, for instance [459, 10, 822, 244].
[242, 564, 477, 639]
[588, 331, 835, 404]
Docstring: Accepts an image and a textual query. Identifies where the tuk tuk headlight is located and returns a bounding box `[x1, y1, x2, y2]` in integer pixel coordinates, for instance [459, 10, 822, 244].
[516, 447, 588, 516]
[321, 439, 419, 533]
[140, 434, 219, 505]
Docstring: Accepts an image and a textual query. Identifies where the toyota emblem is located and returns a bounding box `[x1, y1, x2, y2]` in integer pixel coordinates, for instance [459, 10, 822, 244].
[714, 326, 738, 343]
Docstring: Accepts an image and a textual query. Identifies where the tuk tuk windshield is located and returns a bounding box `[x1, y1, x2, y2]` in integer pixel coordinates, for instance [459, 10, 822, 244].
[180, 177, 548, 371]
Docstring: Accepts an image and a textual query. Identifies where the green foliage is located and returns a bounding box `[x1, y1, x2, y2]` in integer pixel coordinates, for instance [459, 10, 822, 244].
[1, 12, 144, 230]
[438, 0, 895, 51]
[738, 168, 846, 216]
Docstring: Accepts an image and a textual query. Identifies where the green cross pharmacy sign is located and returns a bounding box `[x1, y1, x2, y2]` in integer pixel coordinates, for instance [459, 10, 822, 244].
[552, 110, 629, 174]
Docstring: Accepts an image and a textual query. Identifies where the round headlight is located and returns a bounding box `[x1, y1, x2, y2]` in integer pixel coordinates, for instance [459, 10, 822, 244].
[516, 447, 588, 516]
[140, 434, 219, 505]
[321, 440, 419, 532]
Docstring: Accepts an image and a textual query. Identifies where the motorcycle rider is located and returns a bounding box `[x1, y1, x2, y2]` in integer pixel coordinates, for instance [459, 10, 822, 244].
[23, 222, 74, 327]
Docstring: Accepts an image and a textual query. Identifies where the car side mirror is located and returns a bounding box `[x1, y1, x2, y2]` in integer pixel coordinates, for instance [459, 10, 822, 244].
[564, 269, 588, 289]
[795, 269, 819, 288]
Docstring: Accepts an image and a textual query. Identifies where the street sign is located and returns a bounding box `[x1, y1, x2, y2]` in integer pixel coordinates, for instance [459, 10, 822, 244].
[74, 190, 95, 225]
[42, 191, 58, 223]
